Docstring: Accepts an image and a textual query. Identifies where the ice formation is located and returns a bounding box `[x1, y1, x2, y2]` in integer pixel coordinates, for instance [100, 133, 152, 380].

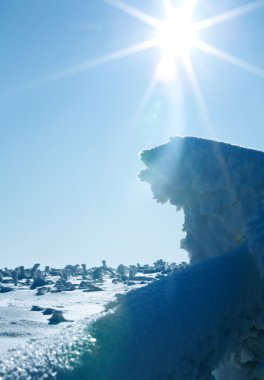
[138, 137, 264, 379]
[140, 136, 264, 268]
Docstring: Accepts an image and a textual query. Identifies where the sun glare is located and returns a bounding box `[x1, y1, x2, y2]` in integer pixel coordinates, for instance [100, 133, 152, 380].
[97, 0, 264, 132]
[100, 0, 264, 86]
[157, 10, 196, 61]
[16, 0, 264, 107]
[156, 56, 177, 82]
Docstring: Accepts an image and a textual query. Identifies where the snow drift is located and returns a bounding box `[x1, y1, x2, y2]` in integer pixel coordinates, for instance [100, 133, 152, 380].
[58, 248, 264, 380]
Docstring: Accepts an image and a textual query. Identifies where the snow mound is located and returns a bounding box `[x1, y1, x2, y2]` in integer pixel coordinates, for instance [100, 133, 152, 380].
[57, 248, 264, 380]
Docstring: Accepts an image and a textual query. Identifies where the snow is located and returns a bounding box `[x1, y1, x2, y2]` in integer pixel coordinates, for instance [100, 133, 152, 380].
[0, 285, 103, 354]
[0, 280, 142, 379]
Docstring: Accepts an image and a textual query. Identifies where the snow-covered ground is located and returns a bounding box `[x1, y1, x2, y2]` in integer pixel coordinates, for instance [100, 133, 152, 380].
[0, 277, 147, 379]
[0, 279, 135, 355]
[2, 248, 262, 380]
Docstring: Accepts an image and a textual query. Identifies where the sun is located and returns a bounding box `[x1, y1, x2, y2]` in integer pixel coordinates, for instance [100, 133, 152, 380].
[23, 0, 264, 102]
[157, 10, 196, 60]
[91, 0, 264, 133]
[100, 0, 264, 84]
[156, 8, 197, 81]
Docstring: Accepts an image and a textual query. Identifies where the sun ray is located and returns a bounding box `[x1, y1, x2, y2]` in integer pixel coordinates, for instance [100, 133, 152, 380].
[156, 56, 178, 82]
[195, 40, 264, 78]
[163, 0, 175, 16]
[136, 75, 158, 120]
[48, 38, 157, 80]
[114, 74, 158, 163]
[104, 0, 161, 28]
[182, 54, 212, 132]
[181, 0, 198, 14]
[182, 54, 237, 189]
[163, 0, 198, 16]
[196, 0, 264, 31]
[1, 39, 157, 96]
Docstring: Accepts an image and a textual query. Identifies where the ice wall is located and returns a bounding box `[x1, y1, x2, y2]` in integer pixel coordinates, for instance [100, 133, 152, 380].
[138, 136, 264, 379]
[140, 136, 264, 270]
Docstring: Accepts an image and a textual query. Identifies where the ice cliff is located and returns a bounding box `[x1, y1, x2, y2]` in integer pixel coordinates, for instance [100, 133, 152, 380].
[140, 136, 264, 270]
[138, 136, 264, 379]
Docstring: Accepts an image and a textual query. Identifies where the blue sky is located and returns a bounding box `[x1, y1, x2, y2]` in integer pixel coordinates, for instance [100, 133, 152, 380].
[1, 0, 264, 268]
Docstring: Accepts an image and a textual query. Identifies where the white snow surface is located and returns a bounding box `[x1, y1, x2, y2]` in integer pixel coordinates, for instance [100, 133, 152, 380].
[0, 280, 141, 379]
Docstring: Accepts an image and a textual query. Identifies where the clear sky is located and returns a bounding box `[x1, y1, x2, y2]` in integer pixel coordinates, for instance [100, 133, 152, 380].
[1, 0, 264, 268]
